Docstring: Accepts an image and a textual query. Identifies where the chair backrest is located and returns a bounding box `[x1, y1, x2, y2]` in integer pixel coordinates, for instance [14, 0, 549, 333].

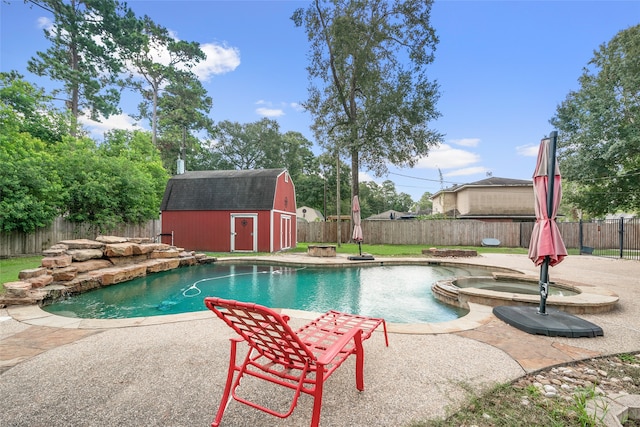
[205, 297, 316, 369]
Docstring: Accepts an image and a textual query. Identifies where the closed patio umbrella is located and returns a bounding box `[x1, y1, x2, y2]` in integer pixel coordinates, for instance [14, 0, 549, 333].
[528, 131, 568, 314]
[348, 195, 373, 261]
[493, 131, 601, 337]
[352, 195, 363, 255]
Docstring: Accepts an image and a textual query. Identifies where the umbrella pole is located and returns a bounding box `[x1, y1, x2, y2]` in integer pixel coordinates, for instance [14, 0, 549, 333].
[538, 256, 550, 315]
[358, 241, 362, 256]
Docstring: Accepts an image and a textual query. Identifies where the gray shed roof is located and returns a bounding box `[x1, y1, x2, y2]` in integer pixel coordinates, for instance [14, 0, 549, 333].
[160, 169, 285, 211]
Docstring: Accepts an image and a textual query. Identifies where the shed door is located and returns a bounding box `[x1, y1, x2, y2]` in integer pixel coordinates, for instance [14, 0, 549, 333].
[281, 215, 292, 250]
[231, 214, 257, 252]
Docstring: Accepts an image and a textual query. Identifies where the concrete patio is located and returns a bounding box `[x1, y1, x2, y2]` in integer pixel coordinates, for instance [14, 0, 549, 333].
[1, 253, 639, 426]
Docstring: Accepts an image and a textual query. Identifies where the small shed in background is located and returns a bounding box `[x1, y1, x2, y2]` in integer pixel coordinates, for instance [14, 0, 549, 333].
[160, 169, 296, 252]
[296, 206, 324, 222]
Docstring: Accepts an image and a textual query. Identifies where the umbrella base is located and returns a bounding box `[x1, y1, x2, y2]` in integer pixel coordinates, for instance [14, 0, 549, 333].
[347, 255, 375, 261]
[493, 306, 603, 338]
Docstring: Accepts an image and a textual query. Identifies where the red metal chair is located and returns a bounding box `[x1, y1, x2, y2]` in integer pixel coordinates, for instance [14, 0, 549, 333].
[204, 297, 389, 427]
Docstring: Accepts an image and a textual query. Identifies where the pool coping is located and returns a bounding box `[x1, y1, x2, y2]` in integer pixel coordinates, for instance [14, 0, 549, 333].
[5, 301, 497, 334]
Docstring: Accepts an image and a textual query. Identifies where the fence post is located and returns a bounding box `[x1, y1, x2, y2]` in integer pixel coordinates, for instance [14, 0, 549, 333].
[579, 219, 584, 252]
[619, 217, 624, 259]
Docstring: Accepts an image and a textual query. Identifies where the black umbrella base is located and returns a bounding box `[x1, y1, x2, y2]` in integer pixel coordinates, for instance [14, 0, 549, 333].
[493, 306, 603, 338]
[347, 255, 375, 261]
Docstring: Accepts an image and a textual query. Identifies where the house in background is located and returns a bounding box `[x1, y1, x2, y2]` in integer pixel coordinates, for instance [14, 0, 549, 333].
[430, 177, 535, 222]
[160, 169, 296, 252]
[365, 210, 411, 220]
[296, 206, 324, 222]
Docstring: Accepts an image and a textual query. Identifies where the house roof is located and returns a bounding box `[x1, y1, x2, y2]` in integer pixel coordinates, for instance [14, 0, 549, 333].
[431, 177, 532, 198]
[365, 210, 407, 220]
[160, 169, 286, 211]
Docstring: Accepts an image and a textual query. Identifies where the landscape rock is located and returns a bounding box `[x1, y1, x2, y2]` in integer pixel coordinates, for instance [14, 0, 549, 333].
[58, 239, 104, 250]
[67, 249, 104, 262]
[18, 267, 48, 280]
[51, 266, 78, 282]
[104, 242, 138, 257]
[41, 255, 73, 268]
[72, 259, 113, 273]
[27, 275, 54, 288]
[95, 235, 129, 244]
[2, 281, 32, 297]
[92, 264, 147, 286]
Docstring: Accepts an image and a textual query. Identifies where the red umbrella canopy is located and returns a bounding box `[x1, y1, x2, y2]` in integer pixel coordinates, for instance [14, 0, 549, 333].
[528, 138, 568, 267]
[352, 195, 363, 242]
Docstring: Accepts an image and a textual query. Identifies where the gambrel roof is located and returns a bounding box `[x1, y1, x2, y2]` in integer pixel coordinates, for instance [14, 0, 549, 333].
[160, 169, 286, 211]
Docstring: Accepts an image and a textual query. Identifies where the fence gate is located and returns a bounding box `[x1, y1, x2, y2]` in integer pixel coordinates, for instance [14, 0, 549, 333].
[580, 218, 640, 261]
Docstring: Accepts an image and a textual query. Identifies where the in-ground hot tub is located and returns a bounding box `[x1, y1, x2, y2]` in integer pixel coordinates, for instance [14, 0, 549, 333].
[431, 273, 619, 315]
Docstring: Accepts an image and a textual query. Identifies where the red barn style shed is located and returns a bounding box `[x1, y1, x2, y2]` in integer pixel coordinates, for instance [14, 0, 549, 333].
[160, 169, 297, 252]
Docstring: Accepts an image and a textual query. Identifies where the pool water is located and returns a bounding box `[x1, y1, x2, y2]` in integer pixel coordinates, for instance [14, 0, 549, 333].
[43, 263, 493, 323]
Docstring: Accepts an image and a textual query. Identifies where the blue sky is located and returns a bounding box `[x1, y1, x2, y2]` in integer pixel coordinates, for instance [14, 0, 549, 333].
[1, 0, 639, 202]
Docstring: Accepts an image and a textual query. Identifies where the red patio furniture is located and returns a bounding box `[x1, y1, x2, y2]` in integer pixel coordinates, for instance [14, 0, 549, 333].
[204, 297, 389, 427]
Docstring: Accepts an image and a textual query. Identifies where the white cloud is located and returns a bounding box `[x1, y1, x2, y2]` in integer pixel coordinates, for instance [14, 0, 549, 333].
[359, 171, 376, 183]
[516, 144, 540, 157]
[415, 144, 481, 170]
[290, 102, 304, 112]
[192, 42, 241, 81]
[450, 138, 481, 147]
[79, 113, 142, 139]
[37, 16, 53, 31]
[256, 107, 285, 117]
[444, 166, 489, 177]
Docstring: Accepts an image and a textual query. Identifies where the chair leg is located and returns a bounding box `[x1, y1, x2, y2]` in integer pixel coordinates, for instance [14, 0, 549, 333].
[211, 338, 240, 427]
[354, 330, 365, 391]
[310, 367, 325, 427]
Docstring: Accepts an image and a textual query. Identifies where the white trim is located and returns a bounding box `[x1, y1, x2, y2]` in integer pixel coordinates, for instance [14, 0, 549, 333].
[280, 214, 292, 250]
[230, 213, 258, 252]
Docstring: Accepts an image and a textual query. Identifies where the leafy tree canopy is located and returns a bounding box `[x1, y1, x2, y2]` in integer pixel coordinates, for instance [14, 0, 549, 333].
[0, 104, 63, 233]
[27, 0, 143, 134]
[292, 0, 442, 199]
[552, 24, 640, 217]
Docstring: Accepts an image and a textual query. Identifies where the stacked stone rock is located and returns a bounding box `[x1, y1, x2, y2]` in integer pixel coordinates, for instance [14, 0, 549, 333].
[422, 247, 478, 257]
[1, 236, 211, 306]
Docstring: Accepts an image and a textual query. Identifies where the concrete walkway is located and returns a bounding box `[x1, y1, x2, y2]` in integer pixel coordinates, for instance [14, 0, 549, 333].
[1, 254, 639, 426]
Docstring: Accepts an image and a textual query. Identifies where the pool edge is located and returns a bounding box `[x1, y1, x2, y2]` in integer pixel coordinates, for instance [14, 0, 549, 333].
[6, 301, 497, 335]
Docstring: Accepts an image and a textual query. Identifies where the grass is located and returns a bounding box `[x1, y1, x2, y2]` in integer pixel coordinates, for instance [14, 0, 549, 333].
[411, 353, 640, 427]
[0, 256, 42, 288]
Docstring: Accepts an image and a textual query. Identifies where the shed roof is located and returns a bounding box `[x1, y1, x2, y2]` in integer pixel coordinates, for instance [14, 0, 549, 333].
[160, 169, 285, 211]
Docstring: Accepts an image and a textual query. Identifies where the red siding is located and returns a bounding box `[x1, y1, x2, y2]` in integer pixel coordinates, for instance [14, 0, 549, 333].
[161, 170, 298, 253]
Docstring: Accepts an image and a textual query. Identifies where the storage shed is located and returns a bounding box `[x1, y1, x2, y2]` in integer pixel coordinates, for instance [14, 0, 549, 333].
[160, 169, 297, 252]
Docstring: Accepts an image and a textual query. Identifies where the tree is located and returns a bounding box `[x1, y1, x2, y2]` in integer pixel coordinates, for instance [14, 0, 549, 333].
[551, 24, 640, 216]
[53, 132, 167, 233]
[128, 16, 206, 147]
[214, 118, 281, 170]
[0, 72, 72, 144]
[416, 191, 433, 213]
[292, 0, 442, 200]
[0, 103, 63, 233]
[26, 0, 143, 135]
[155, 70, 213, 171]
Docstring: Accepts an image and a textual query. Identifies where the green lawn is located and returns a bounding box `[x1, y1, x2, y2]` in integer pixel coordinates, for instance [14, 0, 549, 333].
[0, 256, 42, 287]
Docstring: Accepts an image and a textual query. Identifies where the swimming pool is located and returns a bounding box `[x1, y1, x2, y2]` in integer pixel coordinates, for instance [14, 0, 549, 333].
[43, 263, 493, 323]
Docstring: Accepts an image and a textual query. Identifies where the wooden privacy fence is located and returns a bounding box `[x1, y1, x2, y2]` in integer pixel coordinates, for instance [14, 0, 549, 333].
[297, 220, 607, 250]
[4, 218, 637, 257]
[0, 217, 161, 258]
